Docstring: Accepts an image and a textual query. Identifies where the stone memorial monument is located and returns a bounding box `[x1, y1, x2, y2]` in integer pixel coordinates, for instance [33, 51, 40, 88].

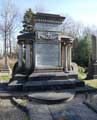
[9, 13, 84, 92]
[17, 13, 77, 74]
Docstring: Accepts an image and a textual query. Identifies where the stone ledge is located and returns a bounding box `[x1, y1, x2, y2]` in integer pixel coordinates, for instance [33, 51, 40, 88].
[75, 86, 97, 93]
[27, 92, 74, 104]
[23, 79, 84, 92]
[28, 72, 78, 81]
[8, 80, 25, 91]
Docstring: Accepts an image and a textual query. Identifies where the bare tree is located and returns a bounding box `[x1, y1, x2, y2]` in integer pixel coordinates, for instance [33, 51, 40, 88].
[0, 0, 19, 69]
[82, 25, 97, 37]
[62, 15, 84, 38]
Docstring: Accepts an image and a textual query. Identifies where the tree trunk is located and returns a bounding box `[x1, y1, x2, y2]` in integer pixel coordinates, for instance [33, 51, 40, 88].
[9, 32, 12, 56]
[4, 31, 8, 67]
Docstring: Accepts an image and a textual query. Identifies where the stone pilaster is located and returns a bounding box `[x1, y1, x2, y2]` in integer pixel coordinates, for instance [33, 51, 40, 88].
[61, 43, 65, 68]
[18, 44, 23, 68]
[64, 44, 68, 72]
[68, 44, 72, 71]
[25, 44, 31, 69]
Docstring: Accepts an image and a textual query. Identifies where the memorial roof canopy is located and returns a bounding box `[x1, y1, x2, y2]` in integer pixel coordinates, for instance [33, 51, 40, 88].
[34, 12, 65, 20]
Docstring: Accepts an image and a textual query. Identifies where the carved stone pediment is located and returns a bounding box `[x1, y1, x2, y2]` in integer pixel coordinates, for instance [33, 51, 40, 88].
[37, 31, 58, 40]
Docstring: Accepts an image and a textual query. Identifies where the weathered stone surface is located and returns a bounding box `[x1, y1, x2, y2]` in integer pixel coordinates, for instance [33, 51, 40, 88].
[75, 85, 97, 93]
[0, 93, 97, 119]
[35, 43, 61, 67]
[28, 72, 78, 80]
[26, 93, 97, 120]
[8, 74, 27, 91]
[27, 104, 53, 120]
[28, 72, 69, 80]
[84, 94, 97, 113]
[0, 83, 8, 91]
[18, 44, 23, 68]
[8, 80, 25, 91]
[28, 92, 74, 104]
[65, 102, 97, 120]
[13, 74, 27, 80]
[0, 99, 26, 120]
[23, 78, 84, 91]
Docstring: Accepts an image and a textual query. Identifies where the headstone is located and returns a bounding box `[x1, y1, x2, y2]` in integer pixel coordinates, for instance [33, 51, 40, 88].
[88, 35, 97, 79]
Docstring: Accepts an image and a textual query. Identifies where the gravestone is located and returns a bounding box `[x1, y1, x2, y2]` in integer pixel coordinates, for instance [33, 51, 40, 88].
[88, 35, 97, 79]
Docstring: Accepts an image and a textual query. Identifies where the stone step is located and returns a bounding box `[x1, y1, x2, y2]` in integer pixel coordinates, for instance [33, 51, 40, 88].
[34, 67, 63, 73]
[75, 85, 97, 93]
[8, 80, 25, 91]
[0, 83, 8, 91]
[28, 72, 78, 81]
[23, 79, 84, 92]
[27, 92, 74, 104]
[12, 74, 28, 80]
[8, 74, 28, 91]
[8, 73, 84, 91]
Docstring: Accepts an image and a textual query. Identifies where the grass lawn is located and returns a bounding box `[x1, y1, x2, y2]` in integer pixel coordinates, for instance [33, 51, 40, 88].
[78, 67, 97, 89]
[78, 66, 87, 80]
[0, 75, 11, 82]
[78, 71, 87, 80]
[84, 80, 97, 89]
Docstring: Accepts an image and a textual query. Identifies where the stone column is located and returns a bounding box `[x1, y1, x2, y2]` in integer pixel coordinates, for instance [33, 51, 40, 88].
[61, 43, 65, 68]
[68, 44, 72, 71]
[64, 44, 68, 72]
[18, 44, 23, 68]
[25, 44, 31, 69]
